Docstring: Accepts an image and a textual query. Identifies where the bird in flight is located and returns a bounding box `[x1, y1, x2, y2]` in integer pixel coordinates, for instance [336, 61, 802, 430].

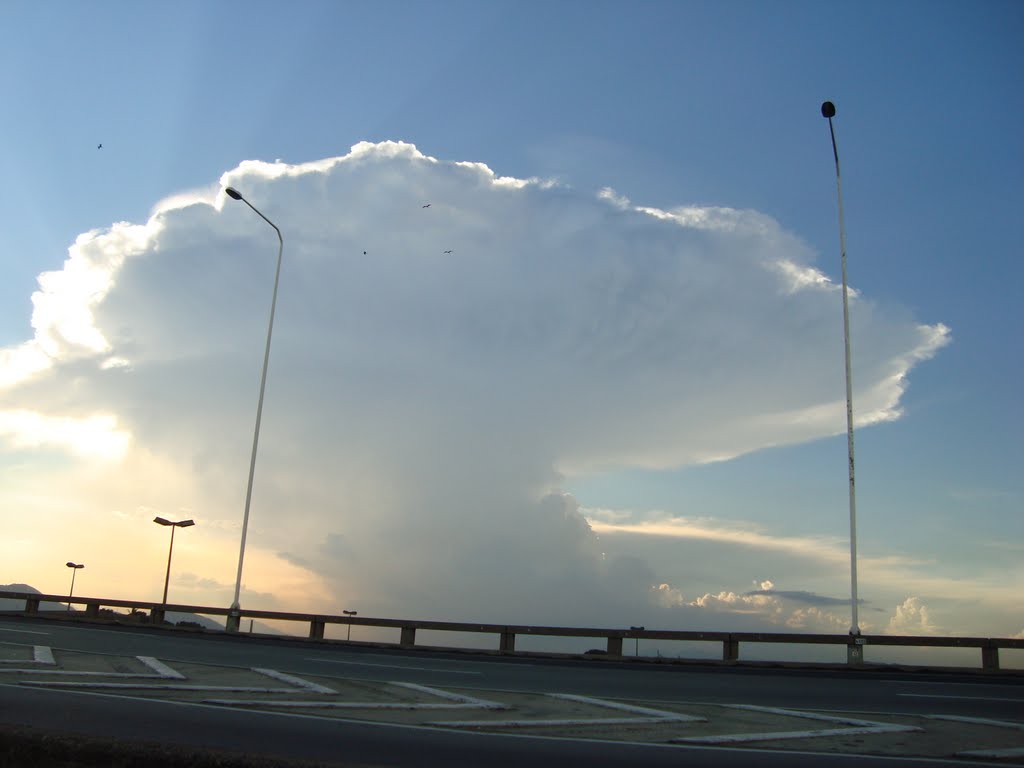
[363, 251, 367, 255]
[97, 143, 102, 149]
[443, 250, 453, 254]
[422, 203, 431, 208]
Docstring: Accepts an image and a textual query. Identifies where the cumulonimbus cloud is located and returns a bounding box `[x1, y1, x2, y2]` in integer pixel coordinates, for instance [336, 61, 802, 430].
[0, 141, 949, 624]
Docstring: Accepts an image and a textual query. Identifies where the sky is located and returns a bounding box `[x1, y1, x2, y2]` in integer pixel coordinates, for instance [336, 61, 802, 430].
[1, 1, 1021, 660]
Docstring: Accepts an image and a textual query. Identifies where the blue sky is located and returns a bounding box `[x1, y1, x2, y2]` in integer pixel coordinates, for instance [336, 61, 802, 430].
[1, 1, 1021, 652]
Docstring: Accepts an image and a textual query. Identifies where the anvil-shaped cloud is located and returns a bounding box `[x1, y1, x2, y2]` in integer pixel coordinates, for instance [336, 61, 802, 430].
[0, 142, 948, 626]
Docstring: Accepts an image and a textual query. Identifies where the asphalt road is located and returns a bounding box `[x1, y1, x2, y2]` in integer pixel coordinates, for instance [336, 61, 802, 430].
[1, 615, 1021, 767]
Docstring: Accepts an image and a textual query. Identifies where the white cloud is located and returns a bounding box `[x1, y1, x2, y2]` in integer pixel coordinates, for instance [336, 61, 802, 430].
[887, 597, 940, 636]
[0, 142, 951, 627]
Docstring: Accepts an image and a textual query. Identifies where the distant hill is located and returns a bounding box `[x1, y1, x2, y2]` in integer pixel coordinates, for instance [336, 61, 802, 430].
[0, 584, 282, 635]
[0, 583, 69, 612]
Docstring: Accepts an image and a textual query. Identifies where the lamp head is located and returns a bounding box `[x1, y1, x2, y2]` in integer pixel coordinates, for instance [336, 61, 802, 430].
[821, 101, 836, 118]
[225, 187, 243, 201]
[154, 516, 171, 526]
[66, 562, 83, 569]
[179, 519, 196, 528]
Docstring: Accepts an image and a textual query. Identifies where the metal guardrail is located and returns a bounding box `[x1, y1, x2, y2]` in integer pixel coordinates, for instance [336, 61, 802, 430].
[2, 590, 1020, 671]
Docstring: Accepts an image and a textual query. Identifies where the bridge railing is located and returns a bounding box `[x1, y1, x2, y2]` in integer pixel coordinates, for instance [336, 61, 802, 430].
[1, 590, 1020, 671]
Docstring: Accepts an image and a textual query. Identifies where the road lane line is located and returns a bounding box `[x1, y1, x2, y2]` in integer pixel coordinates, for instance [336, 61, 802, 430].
[390, 682, 504, 708]
[0, 628, 50, 635]
[928, 714, 1024, 730]
[34, 646, 56, 665]
[304, 658, 481, 674]
[899, 693, 1024, 702]
[673, 724, 922, 745]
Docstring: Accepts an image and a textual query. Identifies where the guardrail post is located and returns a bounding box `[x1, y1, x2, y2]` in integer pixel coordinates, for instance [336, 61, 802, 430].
[150, 607, 165, 625]
[500, 631, 516, 653]
[25, 597, 40, 614]
[606, 636, 623, 657]
[847, 636, 865, 665]
[309, 618, 325, 640]
[400, 626, 417, 648]
[982, 642, 1000, 671]
[723, 637, 739, 661]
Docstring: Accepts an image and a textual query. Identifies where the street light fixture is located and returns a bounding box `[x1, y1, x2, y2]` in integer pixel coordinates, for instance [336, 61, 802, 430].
[821, 100, 860, 638]
[630, 626, 645, 657]
[153, 517, 195, 604]
[343, 610, 358, 641]
[65, 562, 84, 611]
[224, 186, 284, 633]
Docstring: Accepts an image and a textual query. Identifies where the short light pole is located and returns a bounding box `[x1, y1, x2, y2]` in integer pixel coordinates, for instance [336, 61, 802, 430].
[224, 186, 284, 633]
[65, 562, 84, 611]
[153, 517, 195, 604]
[343, 610, 358, 641]
[821, 100, 861, 643]
[630, 626, 645, 657]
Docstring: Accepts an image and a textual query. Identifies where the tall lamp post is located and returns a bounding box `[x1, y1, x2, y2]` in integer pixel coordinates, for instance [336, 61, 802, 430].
[343, 610, 358, 641]
[65, 562, 84, 611]
[224, 186, 284, 632]
[821, 101, 861, 641]
[153, 517, 195, 604]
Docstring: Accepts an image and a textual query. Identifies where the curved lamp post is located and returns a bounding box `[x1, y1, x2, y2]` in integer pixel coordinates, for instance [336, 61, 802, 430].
[821, 101, 860, 639]
[153, 517, 195, 604]
[65, 561, 84, 611]
[224, 186, 284, 632]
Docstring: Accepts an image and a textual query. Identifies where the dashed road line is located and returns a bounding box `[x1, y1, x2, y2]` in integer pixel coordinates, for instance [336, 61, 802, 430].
[957, 746, 1024, 759]
[390, 682, 504, 709]
[0, 645, 55, 665]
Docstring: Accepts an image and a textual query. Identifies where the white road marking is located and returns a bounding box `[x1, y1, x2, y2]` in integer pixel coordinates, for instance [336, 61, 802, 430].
[253, 668, 335, 694]
[24, 682, 293, 692]
[899, 693, 1024, 702]
[548, 693, 704, 722]
[432, 716, 681, 728]
[304, 658, 480, 675]
[674, 724, 921, 745]
[671, 704, 921, 745]
[205, 700, 503, 710]
[390, 682, 504, 708]
[0, 645, 55, 665]
[928, 714, 1024, 730]
[0, 628, 50, 635]
[138, 656, 186, 680]
[957, 747, 1024, 759]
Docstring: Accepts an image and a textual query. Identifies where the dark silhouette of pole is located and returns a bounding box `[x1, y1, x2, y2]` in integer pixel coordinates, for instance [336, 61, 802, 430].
[224, 187, 284, 632]
[153, 517, 195, 604]
[822, 100, 860, 636]
[65, 562, 84, 611]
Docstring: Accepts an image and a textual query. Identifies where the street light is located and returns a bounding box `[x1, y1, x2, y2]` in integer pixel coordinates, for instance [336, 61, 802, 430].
[343, 610, 358, 641]
[630, 626, 645, 657]
[65, 562, 84, 611]
[224, 186, 284, 633]
[821, 100, 860, 638]
[153, 517, 195, 604]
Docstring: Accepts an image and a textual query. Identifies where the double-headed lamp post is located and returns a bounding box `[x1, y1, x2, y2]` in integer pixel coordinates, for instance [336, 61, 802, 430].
[821, 100, 860, 640]
[224, 186, 284, 632]
[65, 562, 84, 611]
[153, 517, 195, 604]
